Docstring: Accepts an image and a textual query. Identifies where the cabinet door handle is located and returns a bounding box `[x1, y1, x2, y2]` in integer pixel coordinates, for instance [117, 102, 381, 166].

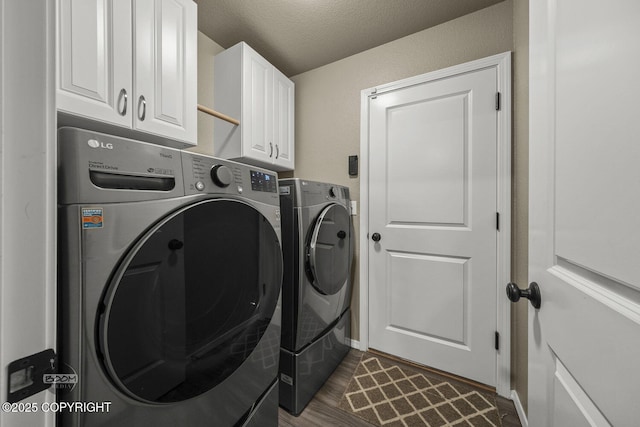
[269, 142, 273, 157]
[275, 144, 279, 159]
[138, 95, 146, 121]
[117, 88, 128, 116]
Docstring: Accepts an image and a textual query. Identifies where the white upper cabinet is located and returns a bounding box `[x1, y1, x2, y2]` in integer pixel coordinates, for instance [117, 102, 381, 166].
[243, 48, 273, 164]
[57, 0, 133, 128]
[133, 0, 196, 143]
[57, 0, 197, 146]
[214, 42, 295, 171]
[272, 68, 294, 169]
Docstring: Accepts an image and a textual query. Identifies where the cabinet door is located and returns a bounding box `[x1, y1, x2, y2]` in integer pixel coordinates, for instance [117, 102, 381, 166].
[273, 69, 295, 170]
[134, 0, 197, 145]
[57, 0, 132, 127]
[242, 47, 274, 163]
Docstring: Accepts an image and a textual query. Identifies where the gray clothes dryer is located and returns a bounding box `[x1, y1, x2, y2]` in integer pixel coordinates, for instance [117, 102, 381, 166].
[278, 178, 353, 415]
[57, 128, 282, 427]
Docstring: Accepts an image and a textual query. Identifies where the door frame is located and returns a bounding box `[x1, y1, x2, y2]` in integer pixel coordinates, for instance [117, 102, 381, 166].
[358, 52, 512, 397]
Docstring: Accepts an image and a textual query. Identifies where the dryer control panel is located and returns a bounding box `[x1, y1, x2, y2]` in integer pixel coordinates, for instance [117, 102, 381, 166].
[278, 178, 351, 209]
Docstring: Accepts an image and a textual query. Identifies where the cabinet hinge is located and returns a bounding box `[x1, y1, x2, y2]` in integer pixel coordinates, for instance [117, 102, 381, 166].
[496, 212, 500, 231]
[495, 331, 500, 351]
[6, 349, 57, 403]
[495, 92, 501, 111]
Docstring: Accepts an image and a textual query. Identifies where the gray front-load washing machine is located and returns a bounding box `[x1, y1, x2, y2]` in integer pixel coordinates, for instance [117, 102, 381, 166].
[57, 127, 282, 426]
[278, 179, 353, 415]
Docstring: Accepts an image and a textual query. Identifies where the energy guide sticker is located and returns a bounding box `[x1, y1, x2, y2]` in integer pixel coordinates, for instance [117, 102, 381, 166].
[82, 208, 104, 229]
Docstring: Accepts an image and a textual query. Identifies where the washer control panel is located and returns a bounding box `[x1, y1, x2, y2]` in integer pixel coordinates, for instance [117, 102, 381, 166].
[250, 170, 277, 193]
[183, 154, 241, 193]
[181, 151, 280, 205]
[210, 164, 233, 188]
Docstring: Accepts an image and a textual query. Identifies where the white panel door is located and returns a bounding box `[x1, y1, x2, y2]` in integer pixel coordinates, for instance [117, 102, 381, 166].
[528, 1, 640, 426]
[57, 0, 132, 127]
[134, 0, 197, 143]
[368, 67, 498, 386]
[273, 68, 295, 170]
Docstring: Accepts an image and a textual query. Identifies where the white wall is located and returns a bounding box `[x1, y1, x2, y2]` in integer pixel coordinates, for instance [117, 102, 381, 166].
[0, 1, 57, 426]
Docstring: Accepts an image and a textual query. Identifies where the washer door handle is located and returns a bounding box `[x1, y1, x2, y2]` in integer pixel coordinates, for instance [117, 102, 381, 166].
[168, 239, 184, 250]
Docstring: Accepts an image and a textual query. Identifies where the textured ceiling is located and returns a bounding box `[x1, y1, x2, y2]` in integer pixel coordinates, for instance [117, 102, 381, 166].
[196, 0, 505, 77]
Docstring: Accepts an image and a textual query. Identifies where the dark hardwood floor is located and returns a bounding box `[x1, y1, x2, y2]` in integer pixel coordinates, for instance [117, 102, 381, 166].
[278, 350, 522, 427]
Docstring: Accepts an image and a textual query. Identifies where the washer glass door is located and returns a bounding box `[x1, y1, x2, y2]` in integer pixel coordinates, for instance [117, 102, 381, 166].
[307, 203, 352, 295]
[98, 199, 282, 403]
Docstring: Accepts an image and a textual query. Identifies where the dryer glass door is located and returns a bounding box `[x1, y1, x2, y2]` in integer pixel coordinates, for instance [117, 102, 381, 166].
[307, 203, 352, 295]
[98, 199, 282, 403]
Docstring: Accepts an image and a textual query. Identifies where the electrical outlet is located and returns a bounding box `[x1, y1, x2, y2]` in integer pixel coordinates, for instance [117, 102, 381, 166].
[350, 200, 357, 216]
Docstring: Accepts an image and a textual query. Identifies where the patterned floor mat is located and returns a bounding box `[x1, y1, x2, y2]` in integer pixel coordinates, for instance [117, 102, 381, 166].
[337, 355, 502, 426]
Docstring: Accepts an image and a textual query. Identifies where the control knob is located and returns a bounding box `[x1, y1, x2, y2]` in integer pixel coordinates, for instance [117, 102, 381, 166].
[210, 164, 233, 188]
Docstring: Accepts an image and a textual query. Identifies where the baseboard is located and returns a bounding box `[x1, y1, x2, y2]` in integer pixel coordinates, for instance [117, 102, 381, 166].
[348, 338, 360, 349]
[510, 390, 528, 427]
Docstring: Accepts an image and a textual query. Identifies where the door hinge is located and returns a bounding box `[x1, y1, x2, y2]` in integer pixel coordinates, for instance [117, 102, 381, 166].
[6, 349, 57, 403]
[370, 88, 378, 99]
[495, 92, 501, 111]
[495, 331, 500, 350]
[496, 212, 500, 231]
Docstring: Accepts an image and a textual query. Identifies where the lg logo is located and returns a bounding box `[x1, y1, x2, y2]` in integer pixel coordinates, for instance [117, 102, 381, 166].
[87, 139, 114, 150]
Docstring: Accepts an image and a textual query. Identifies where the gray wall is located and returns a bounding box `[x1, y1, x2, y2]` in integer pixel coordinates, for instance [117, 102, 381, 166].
[197, 0, 529, 409]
